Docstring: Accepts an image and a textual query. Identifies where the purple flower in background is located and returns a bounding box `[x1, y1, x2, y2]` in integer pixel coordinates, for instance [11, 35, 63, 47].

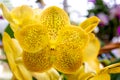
[97, 13, 109, 26]
[0, 16, 3, 19]
[88, 0, 96, 3]
[117, 26, 120, 35]
[110, 5, 120, 19]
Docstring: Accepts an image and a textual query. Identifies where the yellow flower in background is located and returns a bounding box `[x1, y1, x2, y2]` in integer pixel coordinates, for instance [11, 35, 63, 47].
[0, 3, 100, 74]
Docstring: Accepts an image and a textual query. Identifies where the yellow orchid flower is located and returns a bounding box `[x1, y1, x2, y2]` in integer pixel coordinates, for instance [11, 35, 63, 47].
[0, 3, 100, 74]
[2, 32, 32, 80]
[3, 32, 61, 80]
[64, 30, 120, 80]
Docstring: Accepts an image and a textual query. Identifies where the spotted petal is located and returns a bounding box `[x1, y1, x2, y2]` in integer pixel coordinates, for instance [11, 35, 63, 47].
[15, 24, 49, 53]
[22, 46, 54, 72]
[39, 6, 70, 41]
[54, 25, 89, 74]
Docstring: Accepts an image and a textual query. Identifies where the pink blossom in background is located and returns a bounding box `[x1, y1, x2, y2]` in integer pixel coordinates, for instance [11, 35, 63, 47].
[110, 5, 120, 19]
[0, 16, 3, 19]
[97, 13, 109, 26]
[88, 0, 96, 3]
[117, 26, 120, 35]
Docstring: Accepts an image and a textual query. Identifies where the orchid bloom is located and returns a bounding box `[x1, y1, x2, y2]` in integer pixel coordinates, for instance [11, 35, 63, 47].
[0, 3, 100, 75]
[3, 32, 61, 80]
[66, 31, 120, 80]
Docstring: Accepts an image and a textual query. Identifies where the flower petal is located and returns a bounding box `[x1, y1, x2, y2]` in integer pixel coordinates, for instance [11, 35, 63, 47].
[32, 68, 60, 80]
[0, 3, 12, 22]
[22, 46, 54, 72]
[10, 5, 34, 27]
[39, 6, 70, 41]
[2, 32, 23, 79]
[32, 72, 50, 80]
[15, 24, 49, 53]
[79, 16, 100, 33]
[0, 3, 17, 32]
[54, 25, 89, 74]
[89, 73, 110, 80]
[101, 63, 120, 73]
[84, 59, 100, 74]
[46, 68, 60, 80]
[83, 33, 100, 61]
[17, 63, 32, 80]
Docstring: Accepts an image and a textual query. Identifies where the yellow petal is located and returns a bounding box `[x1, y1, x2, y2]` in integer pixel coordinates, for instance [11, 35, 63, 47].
[90, 73, 110, 80]
[46, 68, 60, 80]
[83, 33, 100, 61]
[2, 32, 23, 79]
[15, 24, 49, 53]
[11, 39, 22, 58]
[0, 3, 13, 22]
[101, 63, 120, 73]
[11, 75, 17, 80]
[17, 63, 32, 80]
[79, 73, 94, 80]
[32, 72, 50, 80]
[78, 65, 95, 80]
[22, 46, 54, 72]
[39, 6, 70, 41]
[66, 66, 88, 80]
[0, 3, 17, 32]
[84, 59, 100, 74]
[54, 25, 89, 74]
[79, 16, 100, 33]
[10, 5, 34, 27]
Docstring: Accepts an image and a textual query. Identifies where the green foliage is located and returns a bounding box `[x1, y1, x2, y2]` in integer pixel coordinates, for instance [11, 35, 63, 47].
[0, 33, 2, 40]
[5, 24, 14, 38]
[0, 59, 8, 63]
[32, 77, 37, 80]
[111, 73, 120, 80]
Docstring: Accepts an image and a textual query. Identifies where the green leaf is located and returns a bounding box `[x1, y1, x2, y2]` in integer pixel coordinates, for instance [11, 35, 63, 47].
[0, 59, 8, 63]
[32, 77, 37, 80]
[5, 24, 14, 38]
[0, 33, 2, 40]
